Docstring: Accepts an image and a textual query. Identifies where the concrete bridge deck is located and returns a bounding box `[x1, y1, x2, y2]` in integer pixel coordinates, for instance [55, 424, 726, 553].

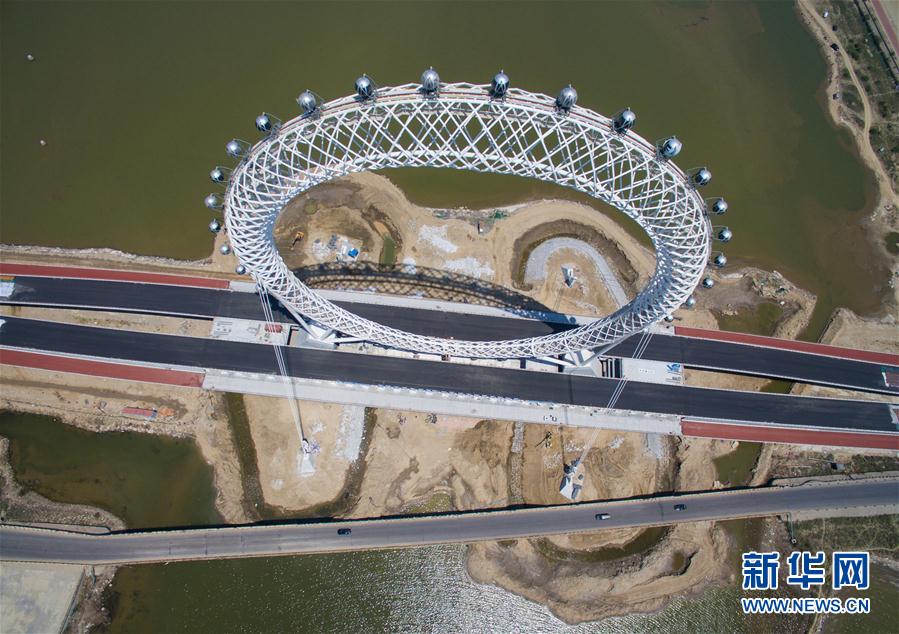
[1, 478, 896, 565]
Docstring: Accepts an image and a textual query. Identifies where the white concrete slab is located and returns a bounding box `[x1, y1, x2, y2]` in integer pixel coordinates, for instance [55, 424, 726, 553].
[202, 370, 682, 435]
[0, 280, 15, 298]
[210, 318, 289, 346]
[0, 561, 84, 634]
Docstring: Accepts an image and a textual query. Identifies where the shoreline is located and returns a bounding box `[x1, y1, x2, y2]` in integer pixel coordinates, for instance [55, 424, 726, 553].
[795, 0, 899, 309]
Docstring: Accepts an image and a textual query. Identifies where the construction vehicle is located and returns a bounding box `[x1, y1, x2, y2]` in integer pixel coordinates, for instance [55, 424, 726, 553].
[291, 231, 305, 248]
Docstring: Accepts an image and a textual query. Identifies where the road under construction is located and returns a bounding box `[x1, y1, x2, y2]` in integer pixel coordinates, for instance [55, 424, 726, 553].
[2, 271, 896, 395]
[0, 264, 897, 451]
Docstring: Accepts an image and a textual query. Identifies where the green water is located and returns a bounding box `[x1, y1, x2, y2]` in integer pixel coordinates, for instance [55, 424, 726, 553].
[379, 235, 397, 266]
[825, 563, 899, 634]
[102, 548, 795, 634]
[0, 0, 888, 333]
[0, 411, 220, 529]
[715, 303, 784, 338]
[713, 441, 762, 487]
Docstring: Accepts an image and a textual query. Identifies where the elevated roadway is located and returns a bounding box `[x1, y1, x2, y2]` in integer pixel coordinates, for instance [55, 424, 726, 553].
[1, 478, 896, 565]
[2, 273, 897, 395]
[1, 316, 897, 445]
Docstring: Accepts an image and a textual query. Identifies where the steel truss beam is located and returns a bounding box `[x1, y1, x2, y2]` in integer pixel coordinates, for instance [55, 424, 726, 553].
[224, 82, 711, 359]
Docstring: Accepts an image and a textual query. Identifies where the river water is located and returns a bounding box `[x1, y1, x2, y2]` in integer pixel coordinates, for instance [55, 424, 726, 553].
[0, 411, 220, 529]
[1, 0, 895, 631]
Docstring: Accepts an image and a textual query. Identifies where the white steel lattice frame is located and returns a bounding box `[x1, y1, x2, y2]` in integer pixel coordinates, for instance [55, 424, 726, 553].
[224, 82, 711, 359]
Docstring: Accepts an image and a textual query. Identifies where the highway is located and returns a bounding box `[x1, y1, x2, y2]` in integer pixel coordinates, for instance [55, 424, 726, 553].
[1, 316, 896, 433]
[1, 479, 896, 565]
[2, 275, 896, 395]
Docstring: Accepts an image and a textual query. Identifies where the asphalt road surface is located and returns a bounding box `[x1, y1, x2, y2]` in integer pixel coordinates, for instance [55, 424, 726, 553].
[3, 276, 896, 394]
[0, 316, 896, 432]
[1, 479, 896, 565]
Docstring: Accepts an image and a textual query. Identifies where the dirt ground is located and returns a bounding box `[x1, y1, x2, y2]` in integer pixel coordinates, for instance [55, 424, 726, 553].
[0, 232, 237, 279]
[466, 520, 731, 624]
[246, 396, 369, 510]
[531, 246, 627, 316]
[272, 172, 654, 316]
[465, 428, 741, 623]
[350, 412, 512, 517]
[0, 435, 125, 531]
[0, 305, 212, 338]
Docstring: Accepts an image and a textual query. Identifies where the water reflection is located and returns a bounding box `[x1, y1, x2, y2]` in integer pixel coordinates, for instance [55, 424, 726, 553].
[108, 544, 759, 633]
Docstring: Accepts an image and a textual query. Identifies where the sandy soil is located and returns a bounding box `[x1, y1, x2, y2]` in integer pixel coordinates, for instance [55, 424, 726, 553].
[677, 265, 818, 391]
[350, 412, 512, 517]
[1, 152, 858, 627]
[467, 520, 731, 624]
[0, 437, 121, 634]
[272, 172, 654, 318]
[246, 397, 368, 510]
[0, 305, 212, 338]
[816, 305, 898, 352]
[466, 430, 741, 623]
[1, 14, 893, 618]
[529, 248, 622, 316]
[752, 307, 899, 490]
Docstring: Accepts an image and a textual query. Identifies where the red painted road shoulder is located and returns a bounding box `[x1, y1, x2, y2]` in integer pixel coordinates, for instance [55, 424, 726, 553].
[0, 349, 204, 388]
[0, 263, 230, 290]
[682, 419, 899, 451]
[674, 326, 899, 366]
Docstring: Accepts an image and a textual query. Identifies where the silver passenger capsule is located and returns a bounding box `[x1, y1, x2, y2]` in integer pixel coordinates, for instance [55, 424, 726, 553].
[717, 227, 733, 242]
[208, 219, 222, 233]
[657, 136, 682, 159]
[355, 74, 376, 100]
[710, 197, 728, 215]
[556, 85, 577, 111]
[225, 139, 246, 158]
[491, 70, 509, 97]
[683, 296, 697, 308]
[612, 108, 636, 133]
[421, 67, 440, 94]
[209, 167, 226, 183]
[713, 253, 728, 268]
[235, 264, 247, 275]
[702, 276, 715, 289]
[690, 167, 712, 187]
[255, 113, 272, 133]
[204, 193, 222, 209]
[220, 243, 231, 255]
[297, 90, 318, 114]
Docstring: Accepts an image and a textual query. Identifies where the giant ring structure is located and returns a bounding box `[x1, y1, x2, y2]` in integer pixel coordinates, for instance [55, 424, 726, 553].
[213, 72, 725, 359]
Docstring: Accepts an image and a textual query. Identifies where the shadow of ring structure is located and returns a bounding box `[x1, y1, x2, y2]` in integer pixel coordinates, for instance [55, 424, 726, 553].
[218, 73, 723, 359]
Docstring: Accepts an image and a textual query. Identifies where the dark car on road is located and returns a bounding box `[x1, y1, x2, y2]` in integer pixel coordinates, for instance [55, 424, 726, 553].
[594, 513, 611, 520]
[673, 504, 686, 511]
[337, 528, 351, 536]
